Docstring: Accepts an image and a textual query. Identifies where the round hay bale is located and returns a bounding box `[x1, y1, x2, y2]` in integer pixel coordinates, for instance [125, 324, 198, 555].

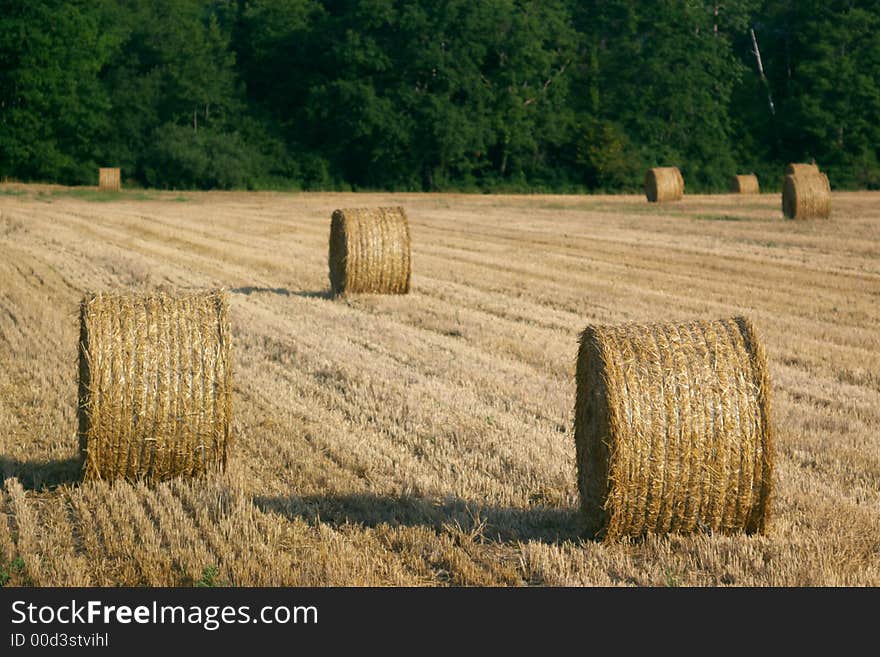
[644, 167, 684, 203]
[785, 163, 820, 176]
[98, 167, 121, 192]
[729, 174, 760, 194]
[78, 290, 232, 483]
[782, 172, 831, 219]
[328, 206, 411, 295]
[574, 317, 773, 541]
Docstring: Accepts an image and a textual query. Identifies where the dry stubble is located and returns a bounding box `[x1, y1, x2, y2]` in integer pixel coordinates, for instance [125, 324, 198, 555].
[0, 185, 878, 586]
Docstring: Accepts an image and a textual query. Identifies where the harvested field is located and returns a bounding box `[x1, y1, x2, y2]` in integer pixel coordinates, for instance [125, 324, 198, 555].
[0, 185, 878, 586]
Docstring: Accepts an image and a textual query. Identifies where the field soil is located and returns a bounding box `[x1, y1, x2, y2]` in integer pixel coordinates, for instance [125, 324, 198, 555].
[0, 185, 878, 586]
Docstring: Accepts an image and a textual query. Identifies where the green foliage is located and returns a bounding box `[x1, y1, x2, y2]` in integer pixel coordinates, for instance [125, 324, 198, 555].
[0, 556, 26, 585]
[575, 118, 641, 191]
[576, 0, 752, 190]
[738, 0, 880, 189]
[142, 120, 297, 190]
[664, 569, 683, 587]
[196, 565, 220, 587]
[51, 189, 155, 201]
[0, 1, 878, 190]
[0, 0, 118, 183]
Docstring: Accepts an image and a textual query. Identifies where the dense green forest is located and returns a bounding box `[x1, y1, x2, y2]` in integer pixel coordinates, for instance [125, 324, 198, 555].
[1, 0, 878, 192]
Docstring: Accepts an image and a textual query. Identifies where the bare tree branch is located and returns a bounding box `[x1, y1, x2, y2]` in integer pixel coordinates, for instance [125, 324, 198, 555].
[751, 27, 776, 115]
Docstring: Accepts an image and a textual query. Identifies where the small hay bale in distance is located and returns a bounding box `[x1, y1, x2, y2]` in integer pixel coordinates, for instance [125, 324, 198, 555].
[674, 167, 685, 196]
[729, 174, 760, 194]
[644, 167, 684, 202]
[785, 163, 820, 176]
[574, 316, 773, 541]
[78, 290, 232, 483]
[328, 206, 411, 295]
[782, 172, 831, 219]
[98, 167, 121, 192]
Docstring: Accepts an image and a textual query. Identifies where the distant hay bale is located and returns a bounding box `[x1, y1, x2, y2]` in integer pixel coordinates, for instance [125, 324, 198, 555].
[785, 163, 820, 177]
[674, 168, 684, 195]
[328, 206, 411, 295]
[782, 172, 831, 219]
[98, 168, 121, 192]
[78, 290, 232, 483]
[574, 316, 773, 541]
[644, 167, 684, 202]
[729, 174, 760, 194]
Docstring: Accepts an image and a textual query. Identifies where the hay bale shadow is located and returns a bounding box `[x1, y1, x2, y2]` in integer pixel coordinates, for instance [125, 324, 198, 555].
[0, 455, 83, 490]
[254, 493, 584, 545]
[231, 287, 332, 299]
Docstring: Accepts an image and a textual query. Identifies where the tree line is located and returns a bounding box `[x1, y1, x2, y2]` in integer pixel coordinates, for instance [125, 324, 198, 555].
[1, 0, 878, 192]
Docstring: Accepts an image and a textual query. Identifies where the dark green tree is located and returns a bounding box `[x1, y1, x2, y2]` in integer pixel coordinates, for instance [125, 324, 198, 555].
[752, 0, 880, 188]
[1, 0, 878, 191]
[0, 0, 117, 182]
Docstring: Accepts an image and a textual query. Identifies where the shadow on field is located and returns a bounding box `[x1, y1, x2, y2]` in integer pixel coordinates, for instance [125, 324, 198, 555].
[0, 455, 83, 490]
[231, 286, 291, 296]
[254, 493, 584, 544]
[231, 286, 332, 300]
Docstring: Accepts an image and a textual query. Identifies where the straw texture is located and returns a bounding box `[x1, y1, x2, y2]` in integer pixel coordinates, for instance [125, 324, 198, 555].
[78, 290, 232, 483]
[328, 206, 411, 295]
[729, 174, 760, 194]
[574, 317, 773, 541]
[785, 163, 820, 176]
[98, 168, 121, 192]
[644, 167, 684, 202]
[782, 173, 831, 219]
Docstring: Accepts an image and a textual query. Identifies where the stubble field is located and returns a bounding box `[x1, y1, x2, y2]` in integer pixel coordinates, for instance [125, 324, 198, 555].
[0, 185, 877, 586]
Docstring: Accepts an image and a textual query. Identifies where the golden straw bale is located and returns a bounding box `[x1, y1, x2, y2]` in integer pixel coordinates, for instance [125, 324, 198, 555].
[782, 172, 831, 219]
[328, 206, 411, 295]
[785, 163, 820, 176]
[673, 167, 684, 196]
[644, 167, 684, 202]
[98, 168, 121, 192]
[78, 290, 232, 483]
[574, 317, 773, 541]
[729, 174, 760, 194]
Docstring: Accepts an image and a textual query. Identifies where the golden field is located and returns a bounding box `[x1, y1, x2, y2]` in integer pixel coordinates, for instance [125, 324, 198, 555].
[0, 184, 877, 586]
